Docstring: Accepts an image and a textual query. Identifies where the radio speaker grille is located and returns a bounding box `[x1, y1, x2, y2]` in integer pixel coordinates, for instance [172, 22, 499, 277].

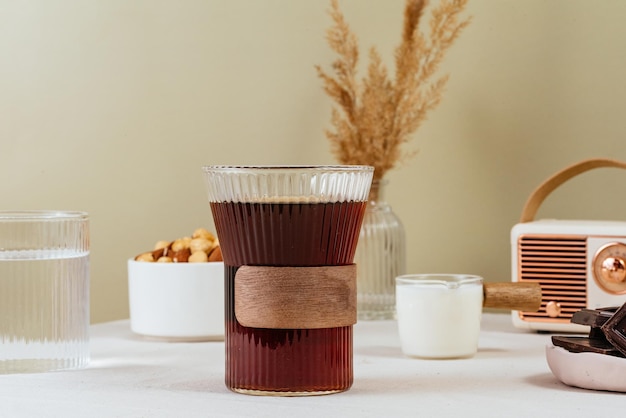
[517, 235, 587, 323]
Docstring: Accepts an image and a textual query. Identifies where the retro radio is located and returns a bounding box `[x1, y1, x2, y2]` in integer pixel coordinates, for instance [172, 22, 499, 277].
[511, 159, 626, 332]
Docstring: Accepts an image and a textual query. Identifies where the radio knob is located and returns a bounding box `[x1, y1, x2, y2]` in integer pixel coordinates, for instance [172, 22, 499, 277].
[546, 301, 561, 318]
[592, 243, 626, 295]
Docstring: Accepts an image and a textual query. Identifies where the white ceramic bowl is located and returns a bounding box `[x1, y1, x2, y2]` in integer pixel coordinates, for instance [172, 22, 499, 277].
[128, 260, 224, 341]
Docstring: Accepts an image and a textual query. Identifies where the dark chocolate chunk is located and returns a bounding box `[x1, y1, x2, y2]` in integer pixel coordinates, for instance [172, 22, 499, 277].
[551, 336, 625, 357]
[552, 306, 624, 357]
[601, 303, 626, 357]
[589, 327, 606, 341]
[571, 308, 616, 328]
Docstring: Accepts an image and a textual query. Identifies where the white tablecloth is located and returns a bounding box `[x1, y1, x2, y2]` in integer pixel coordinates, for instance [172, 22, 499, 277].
[0, 314, 623, 417]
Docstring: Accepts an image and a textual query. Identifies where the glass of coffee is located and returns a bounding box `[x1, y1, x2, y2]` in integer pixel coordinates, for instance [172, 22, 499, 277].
[202, 165, 373, 396]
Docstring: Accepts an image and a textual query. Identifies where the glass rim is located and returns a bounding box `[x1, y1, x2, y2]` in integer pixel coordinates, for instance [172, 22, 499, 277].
[395, 274, 483, 289]
[0, 210, 89, 221]
[202, 165, 374, 173]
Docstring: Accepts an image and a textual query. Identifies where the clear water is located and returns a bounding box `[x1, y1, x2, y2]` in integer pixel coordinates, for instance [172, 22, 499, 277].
[0, 250, 90, 373]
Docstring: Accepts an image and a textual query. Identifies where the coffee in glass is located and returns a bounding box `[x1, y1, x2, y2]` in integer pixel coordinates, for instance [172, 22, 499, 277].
[203, 166, 373, 396]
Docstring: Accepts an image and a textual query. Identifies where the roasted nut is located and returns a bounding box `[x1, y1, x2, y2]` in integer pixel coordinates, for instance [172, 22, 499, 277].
[171, 237, 191, 252]
[154, 240, 170, 251]
[135, 252, 154, 262]
[135, 228, 220, 263]
[189, 251, 209, 263]
[192, 228, 215, 241]
[190, 237, 213, 254]
[171, 247, 191, 263]
[152, 247, 167, 260]
[208, 246, 223, 262]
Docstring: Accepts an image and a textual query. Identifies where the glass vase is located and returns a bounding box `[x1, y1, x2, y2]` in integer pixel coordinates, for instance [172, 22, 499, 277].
[355, 179, 406, 320]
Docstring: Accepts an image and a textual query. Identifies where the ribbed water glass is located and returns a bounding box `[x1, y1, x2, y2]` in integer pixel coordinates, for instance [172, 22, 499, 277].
[0, 211, 90, 374]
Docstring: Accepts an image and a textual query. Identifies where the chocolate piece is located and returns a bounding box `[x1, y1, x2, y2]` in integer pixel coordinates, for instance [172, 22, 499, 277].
[551, 336, 625, 357]
[571, 307, 617, 342]
[601, 303, 626, 357]
[552, 306, 626, 358]
[571, 308, 617, 328]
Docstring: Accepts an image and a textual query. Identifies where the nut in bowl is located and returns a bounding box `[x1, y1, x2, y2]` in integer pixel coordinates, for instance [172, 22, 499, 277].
[128, 228, 224, 342]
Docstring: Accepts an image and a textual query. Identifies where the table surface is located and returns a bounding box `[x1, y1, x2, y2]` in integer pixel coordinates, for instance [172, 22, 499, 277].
[1, 314, 624, 417]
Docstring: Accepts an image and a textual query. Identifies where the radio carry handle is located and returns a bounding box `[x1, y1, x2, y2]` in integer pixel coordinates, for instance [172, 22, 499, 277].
[520, 158, 626, 223]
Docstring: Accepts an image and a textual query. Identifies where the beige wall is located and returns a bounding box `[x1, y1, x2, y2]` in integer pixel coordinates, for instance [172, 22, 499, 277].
[2, 0, 626, 323]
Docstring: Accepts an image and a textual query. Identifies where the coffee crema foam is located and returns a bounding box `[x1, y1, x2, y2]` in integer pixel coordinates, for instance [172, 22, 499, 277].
[213, 196, 367, 204]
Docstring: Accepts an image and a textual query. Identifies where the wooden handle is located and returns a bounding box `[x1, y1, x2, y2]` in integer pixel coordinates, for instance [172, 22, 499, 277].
[519, 158, 626, 223]
[483, 282, 542, 311]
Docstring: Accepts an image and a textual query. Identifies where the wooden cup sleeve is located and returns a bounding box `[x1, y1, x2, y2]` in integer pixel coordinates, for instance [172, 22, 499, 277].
[234, 264, 357, 329]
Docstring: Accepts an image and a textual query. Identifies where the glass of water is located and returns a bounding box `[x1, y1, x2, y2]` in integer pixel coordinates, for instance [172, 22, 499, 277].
[0, 211, 90, 373]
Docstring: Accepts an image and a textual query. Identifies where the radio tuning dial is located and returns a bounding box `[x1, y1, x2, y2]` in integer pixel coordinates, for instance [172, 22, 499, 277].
[601, 257, 626, 283]
[592, 242, 626, 295]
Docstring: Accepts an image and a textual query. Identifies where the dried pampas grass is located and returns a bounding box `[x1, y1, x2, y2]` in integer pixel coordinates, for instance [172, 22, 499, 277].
[316, 0, 471, 181]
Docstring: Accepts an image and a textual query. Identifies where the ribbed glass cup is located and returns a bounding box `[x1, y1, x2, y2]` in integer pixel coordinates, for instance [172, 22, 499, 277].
[0, 211, 90, 374]
[202, 166, 373, 396]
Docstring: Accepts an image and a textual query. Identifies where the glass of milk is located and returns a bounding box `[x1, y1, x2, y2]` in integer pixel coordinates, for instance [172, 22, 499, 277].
[395, 274, 483, 359]
[0, 211, 90, 373]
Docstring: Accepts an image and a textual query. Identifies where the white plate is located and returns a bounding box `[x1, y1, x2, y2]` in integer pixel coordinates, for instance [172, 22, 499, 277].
[546, 344, 626, 392]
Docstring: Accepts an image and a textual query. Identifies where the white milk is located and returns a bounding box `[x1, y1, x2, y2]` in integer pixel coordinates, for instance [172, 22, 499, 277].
[396, 275, 483, 359]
